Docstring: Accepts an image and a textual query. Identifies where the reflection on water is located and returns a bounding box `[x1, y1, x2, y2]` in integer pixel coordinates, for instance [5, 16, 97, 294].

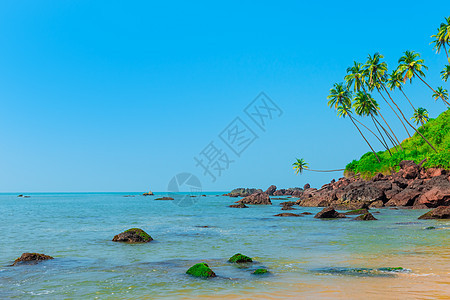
[0, 192, 449, 299]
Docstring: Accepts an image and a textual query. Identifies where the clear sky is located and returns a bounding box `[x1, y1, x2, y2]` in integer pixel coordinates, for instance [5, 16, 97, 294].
[0, 1, 448, 192]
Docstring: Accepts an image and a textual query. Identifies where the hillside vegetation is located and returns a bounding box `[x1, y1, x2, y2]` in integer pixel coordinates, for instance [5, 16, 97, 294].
[345, 109, 450, 178]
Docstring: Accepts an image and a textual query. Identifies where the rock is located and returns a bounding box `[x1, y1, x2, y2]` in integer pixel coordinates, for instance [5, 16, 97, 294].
[228, 253, 252, 263]
[414, 186, 450, 208]
[252, 268, 268, 275]
[112, 228, 153, 243]
[385, 188, 421, 207]
[399, 160, 420, 179]
[314, 207, 346, 219]
[372, 173, 385, 181]
[301, 212, 313, 215]
[369, 200, 384, 208]
[344, 208, 369, 215]
[280, 201, 296, 206]
[12, 253, 54, 266]
[274, 213, 301, 217]
[425, 168, 446, 178]
[354, 213, 377, 220]
[281, 205, 297, 210]
[236, 192, 271, 205]
[186, 263, 216, 278]
[142, 191, 154, 196]
[303, 183, 311, 189]
[224, 188, 263, 197]
[154, 197, 174, 200]
[264, 185, 277, 196]
[17, 194, 23, 197]
[229, 203, 248, 208]
[418, 206, 450, 219]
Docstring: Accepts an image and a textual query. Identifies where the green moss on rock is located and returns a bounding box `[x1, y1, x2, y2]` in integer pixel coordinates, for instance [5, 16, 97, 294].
[186, 263, 216, 278]
[112, 228, 153, 243]
[378, 267, 404, 272]
[252, 268, 268, 275]
[228, 253, 253, 263]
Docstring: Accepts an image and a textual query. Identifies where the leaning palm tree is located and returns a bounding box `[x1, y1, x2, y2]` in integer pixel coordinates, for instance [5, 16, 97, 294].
[441, 65, 450, 82]
[292, 158, 344, 174]
[397, 50, 450, 106]
[431, 16, 450, 64]
[327, 83, 381, 162]
[388, 69, 416, 111]
[411, 107, 429, 127]
[345, 61, 401, 148]
[432, 86, 449, 103]
[365, 52, 411, 138]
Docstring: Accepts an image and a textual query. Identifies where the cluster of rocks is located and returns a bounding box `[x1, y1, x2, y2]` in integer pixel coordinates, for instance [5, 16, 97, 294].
[223, 188, 263, 197]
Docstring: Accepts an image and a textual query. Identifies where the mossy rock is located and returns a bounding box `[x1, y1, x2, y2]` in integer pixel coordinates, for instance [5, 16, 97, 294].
[12, 253, 54, 266]
[112, 228, 153, 243]
[378, 267, 404, 272]
[228, 253, 253, 263]
[186, 263, 216, 278]
[252, 268, 268, 275]
[344, 208, 369, 215]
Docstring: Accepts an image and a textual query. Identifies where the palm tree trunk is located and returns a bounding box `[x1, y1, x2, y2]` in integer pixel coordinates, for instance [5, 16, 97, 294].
[367, 115, 392, 155]
[399, 87, 416, 112]
[373, 115, 399, 151]
[443, 43, 450, 65]
[360, 82, 404, 150]
[376, 84, 411, 138]
[414, 71, 450, 106]
[346, 110, 381, 163]
[381, 84, 437, 152]
[353, 117, 390, 152]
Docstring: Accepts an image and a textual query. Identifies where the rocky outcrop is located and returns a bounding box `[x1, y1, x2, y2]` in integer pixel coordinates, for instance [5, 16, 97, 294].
[273, 187, 303, 197]
[229, 203, 248, 208]
[224, 188, 263, 197]
[265, 185, 277, 196]
[112, 228, 153, 243]
[354, 213, 377, 220]
[236, 192, 271, 205]
[418, 206, 450, 219]
[12, 253, 54, 266]
[314, 207, 346, 219]
[143, 191, 154, 196]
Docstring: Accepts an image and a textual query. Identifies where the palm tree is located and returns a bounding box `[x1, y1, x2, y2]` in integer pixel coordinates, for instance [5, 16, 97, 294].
[365, 53, 411, 138]
[327, 83, 381, 162]
[431, 16, 450, 64]
[397, 50, 450, 106]
[411, 107, 429, 126]
[441, 65, 450, 82]
[292, 158, 344, 174]
[345, 62, 401, 148]
[432, 86, 449, 103]
[388, 69, 416, 111]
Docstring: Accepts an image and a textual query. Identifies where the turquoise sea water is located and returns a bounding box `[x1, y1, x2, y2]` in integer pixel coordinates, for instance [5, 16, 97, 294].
[0, 193, 449, 299]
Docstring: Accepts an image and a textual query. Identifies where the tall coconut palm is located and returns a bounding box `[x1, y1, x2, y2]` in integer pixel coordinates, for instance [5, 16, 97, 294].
[345, 61, 401, 148]
[432, 87, 449, 103]
[397, 50, 450, 106]
[387, 70, 416, 112]
[441, 65, 450, 82]
[431, 16, 450, 64]
[411, 107, 429, 126]
[292, 158, 344, 174]
[327, 83, 381, 162]
[365, 53, 411, 138]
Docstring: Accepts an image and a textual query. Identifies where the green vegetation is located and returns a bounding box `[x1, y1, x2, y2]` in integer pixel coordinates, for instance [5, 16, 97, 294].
[378, 267, 404, 272]
[345, 109, 450, 178]
[125, 228, 152, 242]
[228, 253, 253, 263]
[186, 263, 216, 278]
[252, 268, 268, 275]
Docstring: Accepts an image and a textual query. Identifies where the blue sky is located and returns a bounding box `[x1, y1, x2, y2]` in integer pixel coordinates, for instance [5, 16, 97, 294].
[0, 1, 448, 192]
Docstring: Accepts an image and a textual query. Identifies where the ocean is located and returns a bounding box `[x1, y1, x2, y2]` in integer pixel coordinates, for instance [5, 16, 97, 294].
[1, 193, 449, 299]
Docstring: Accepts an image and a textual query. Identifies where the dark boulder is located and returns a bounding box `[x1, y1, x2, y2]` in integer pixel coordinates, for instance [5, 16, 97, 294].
[303, 183, 311, 189]
[112, 228, 153, 243]
[229, 203, 248, 208]
[418, 206, 450, 219]
[301, 212, 313, 215]
[274, 213, 302, 217]
[12, 253, 54, 266]
[155, 197, 174, 200]
[354, 213, 377, 220]
[314, 207, 346, 219]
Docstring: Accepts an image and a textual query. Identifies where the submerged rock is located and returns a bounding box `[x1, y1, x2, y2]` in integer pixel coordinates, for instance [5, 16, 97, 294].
[344, 208, 369, 215]
[252, 268, 269, 275]
[418, 206, 450, 219]
[228, 253, 252, 263]
[314, 207, 346, 219]
[274, 213, 301, 217]
[112, 228, 153, 243]
[154, 197, 174, 200]
[186, 263, 216, 278]
[281, 205, 297, 210]
[229, 203, 248, 208]
[12, 253, 54, 266]
[354, 213, 377, 220]
[301, 212, 313, 215]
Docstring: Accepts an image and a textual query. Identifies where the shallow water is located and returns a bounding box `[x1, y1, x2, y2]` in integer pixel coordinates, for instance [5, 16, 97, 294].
[0, 193, 449, 299]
